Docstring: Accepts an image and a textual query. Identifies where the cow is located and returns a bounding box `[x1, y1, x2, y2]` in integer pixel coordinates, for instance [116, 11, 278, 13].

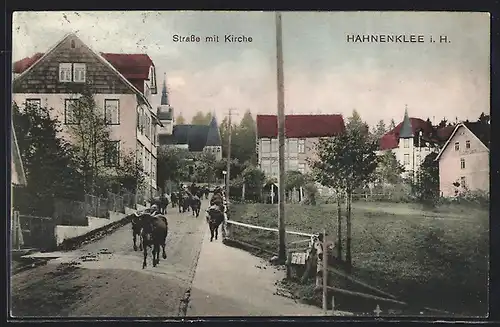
[210, 193, 224, 211]
[130, 212, 143, 251]
[206, 205, 225, 242]
[170, 192, 178, 208]
[179, 192, 191, 213]
[159, 194, 169, 214]
[190, 195, 201, 217]
[139, 212, 169, 269]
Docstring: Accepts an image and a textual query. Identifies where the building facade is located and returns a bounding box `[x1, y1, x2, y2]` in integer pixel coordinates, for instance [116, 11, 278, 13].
[256, 114, 345, 178]
[435, 122, 490, 197]
[378, 107, 455, 179]
[12, 33, 161, 198]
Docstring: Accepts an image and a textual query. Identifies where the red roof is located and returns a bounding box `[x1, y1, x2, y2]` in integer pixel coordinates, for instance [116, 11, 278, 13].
[13, 52, 153, 93]
[13, 53, 44, 74]
[379, 117, 455, 150]
[256, 114, 345, 138]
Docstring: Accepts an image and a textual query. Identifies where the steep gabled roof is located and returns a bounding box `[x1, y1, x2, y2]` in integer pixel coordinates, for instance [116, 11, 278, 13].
[256, 114, 345, 138]
[12, 33, 162, 126]
[435, 122, 490, 161]
[206, 116, 222, 146]
[170, 125, 210, 151]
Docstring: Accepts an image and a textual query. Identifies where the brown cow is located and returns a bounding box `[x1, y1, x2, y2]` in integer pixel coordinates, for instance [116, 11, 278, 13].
[139, 213, 168, 269]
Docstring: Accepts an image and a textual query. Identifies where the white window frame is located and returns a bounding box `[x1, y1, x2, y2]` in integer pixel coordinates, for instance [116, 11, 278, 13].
[465, 140, 471, 149]
[298, 139, 306, 153]
[403, 154, 410, 165]
[59, 63, 72, 82]
[460, 158, 466, 169]
[104, 99, 120, 125]
[73, 63, 87, 83]
[271, 139, 278, 152]
[454, 142, 460, 151]
[288, 139, 298, 154]
[261, 139, 271, 153]
[298, 163, 306, 174]
[403, 139, 410, 148]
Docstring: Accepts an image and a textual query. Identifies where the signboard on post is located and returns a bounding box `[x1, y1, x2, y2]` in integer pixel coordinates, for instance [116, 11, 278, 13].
[290, 252, 308, 265]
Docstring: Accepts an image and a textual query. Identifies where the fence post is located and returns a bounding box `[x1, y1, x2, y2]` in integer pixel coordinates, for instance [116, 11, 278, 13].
[322, 229, 328, 315]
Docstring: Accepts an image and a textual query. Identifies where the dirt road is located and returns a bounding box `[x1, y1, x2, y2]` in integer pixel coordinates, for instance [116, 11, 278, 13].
[10, 205, 207, 318]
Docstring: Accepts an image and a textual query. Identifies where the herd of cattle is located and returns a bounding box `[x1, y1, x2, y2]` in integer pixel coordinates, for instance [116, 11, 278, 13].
[128, 186, 227, 269]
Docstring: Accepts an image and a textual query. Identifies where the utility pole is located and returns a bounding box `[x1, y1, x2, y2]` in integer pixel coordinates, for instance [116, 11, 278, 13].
[225, 108, 236, 200]
[276, 11, 286, 263]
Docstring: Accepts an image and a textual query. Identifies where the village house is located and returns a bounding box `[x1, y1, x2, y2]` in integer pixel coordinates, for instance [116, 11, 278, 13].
[378, 107, 455, 180]
[256, 114, 346, 177]
[12, 33, 162, 199]
[435, 121, 490, 197]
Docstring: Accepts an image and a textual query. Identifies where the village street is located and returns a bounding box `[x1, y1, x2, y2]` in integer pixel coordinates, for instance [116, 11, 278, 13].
[10, 200, 327, 318]
[11, 203, 208, 318]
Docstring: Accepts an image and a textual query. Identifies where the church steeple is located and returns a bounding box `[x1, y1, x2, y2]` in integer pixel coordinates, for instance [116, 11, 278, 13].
[399, 104, 414, 138]
[161, 73, 169, 106]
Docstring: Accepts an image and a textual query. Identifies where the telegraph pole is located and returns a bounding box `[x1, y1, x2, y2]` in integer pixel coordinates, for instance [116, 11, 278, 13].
[225, 108, 236, 200]
[276, 11, 286, 263]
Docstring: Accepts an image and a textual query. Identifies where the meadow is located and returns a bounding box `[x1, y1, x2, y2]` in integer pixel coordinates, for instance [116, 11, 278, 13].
[227, 201, 489, 316]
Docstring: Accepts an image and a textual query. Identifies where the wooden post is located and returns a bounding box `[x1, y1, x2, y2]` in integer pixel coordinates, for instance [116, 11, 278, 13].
[242, 183, 246, 201]
[286, 251, 292, 279]
[322, 229, 328, 314]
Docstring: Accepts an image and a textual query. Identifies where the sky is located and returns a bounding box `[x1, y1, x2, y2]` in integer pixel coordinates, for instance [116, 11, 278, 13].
[12, 11, 490, 127]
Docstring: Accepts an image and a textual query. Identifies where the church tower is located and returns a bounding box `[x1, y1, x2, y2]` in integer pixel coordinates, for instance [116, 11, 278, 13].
[204, 114, 223, 160]
[157, 73, 174, 136]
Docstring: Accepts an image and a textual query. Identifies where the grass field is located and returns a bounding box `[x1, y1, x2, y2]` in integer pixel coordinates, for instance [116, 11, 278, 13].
[227, 201, 489, 316]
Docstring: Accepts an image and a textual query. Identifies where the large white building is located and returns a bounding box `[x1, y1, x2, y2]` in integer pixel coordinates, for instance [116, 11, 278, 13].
[12, 33, 162, 199]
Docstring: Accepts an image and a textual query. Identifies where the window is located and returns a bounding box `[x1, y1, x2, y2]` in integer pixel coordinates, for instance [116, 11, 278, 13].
[145, 115, 151, 140]
[403, 139, 410, 148]
[151, 156, 157, 181]
[460, 176, 467, 188]
[70, 40, 76, 48]
[145, 149, 151, 174]
[271, 163, 279, 177]
[403, 154, 410, 165]
[64, 99, 79, 124]
[137, 107, 145, 133]
[287, 159, 298, 171]
[260, 159, 271, 175]
[152, 123, 157, 146]
[298, 163, 306, 173]
[454, 142, 460, 151]
[104, 99, 120, 125]
[26, 99, 41, 109]
[271, 139, 278, 152]
[59, 63, 72, 82]
[104, 141, 120, 167]
[298, 139, 306, 153]
[136, 141, 144, 168]
[466, 140, 471, 149]
[460, 158, 466, 169]
[288, 139, 298, 154]
[261, 139, 271, 153]
[73, 63, 86, 83]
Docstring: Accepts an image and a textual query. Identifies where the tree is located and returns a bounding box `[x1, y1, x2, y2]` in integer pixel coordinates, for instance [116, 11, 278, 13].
[65, 83, 113, 195]
[388, 119, 396, 131]
[157, 146, 189, 193]
[410, 152, 440, 207]
[371, 119, 387, 143]
[191, 111, 212, 125]
[219, 116, 234, 158]
[346, 109, 370, 138]
[12, 102, 84, 215]
[375, 151, 405, 185]
[175, 114, 186, 124]
[241, 165, 266, 201]
[310, 128, 379, 267]
[232, 109, 257, 165]
[112, 152, 145, 194]
[193, 151, 217, 183]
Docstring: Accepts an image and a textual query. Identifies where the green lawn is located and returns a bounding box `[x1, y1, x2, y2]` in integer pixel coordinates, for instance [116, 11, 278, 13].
[228, 201, 489, 316]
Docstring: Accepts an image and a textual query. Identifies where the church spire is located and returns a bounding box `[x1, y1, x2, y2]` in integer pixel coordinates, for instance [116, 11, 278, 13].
[399, 104, 414, 138]
[161, 73, 169, 106]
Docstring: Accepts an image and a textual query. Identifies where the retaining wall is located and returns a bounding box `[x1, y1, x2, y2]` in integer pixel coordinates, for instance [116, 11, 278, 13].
[54, 209, 129, 246]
